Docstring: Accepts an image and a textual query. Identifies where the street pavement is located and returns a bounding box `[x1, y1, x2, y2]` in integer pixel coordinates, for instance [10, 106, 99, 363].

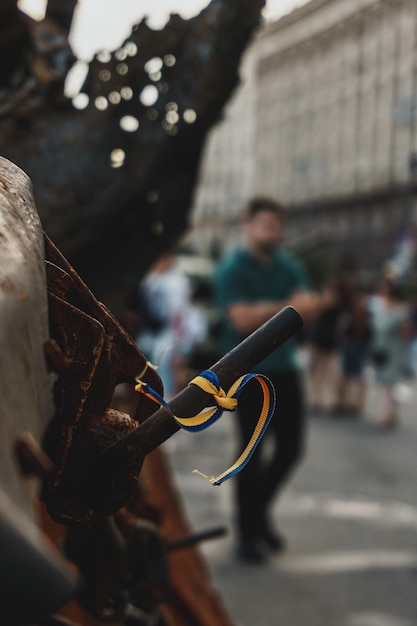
[166, 366, 417, 626]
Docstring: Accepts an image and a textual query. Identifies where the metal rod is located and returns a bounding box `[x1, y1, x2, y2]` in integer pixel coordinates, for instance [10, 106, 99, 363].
[165, 525, 228, 552]
[94, 306, 302, 473]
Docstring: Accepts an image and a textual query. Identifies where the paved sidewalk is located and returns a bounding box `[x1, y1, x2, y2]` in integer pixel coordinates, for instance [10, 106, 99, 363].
[167, 372, 417, 626]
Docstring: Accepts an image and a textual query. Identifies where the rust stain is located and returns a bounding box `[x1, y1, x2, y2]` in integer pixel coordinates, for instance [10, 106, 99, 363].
[42, 233, 163, 525]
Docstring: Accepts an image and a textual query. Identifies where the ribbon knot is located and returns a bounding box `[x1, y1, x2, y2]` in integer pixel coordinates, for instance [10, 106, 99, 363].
[214, 393, 238, 411]
[190, 373, 238, 412]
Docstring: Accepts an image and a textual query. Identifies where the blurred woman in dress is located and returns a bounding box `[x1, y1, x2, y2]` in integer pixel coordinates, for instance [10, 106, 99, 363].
[369, 277, 411, 429]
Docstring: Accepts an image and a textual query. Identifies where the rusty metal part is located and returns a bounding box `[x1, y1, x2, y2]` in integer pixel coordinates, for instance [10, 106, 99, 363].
[165, 525, 227, 552]
[44, 338, 70, 374]
[112, 509, 227, 623]
[65, 517, 129, 622]
[119, 516, 171, 613]
[42, 234, 163, 525]
[63, 510, 224, 625]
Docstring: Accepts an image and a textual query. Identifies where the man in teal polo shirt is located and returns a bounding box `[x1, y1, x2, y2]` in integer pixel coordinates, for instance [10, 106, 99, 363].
[215, 196, 328, 563]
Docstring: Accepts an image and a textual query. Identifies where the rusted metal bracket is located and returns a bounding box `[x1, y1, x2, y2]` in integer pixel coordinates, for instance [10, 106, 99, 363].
[42, 234, 163, 525]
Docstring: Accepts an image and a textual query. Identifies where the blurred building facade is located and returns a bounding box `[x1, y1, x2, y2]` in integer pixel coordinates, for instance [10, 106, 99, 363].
[190, 0, 417, 270]
[190, 54, 257, 256]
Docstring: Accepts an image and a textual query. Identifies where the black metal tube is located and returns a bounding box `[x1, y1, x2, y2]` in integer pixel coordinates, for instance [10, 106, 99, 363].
[165, 525, 228, 552]
[95, 306, 302, 471]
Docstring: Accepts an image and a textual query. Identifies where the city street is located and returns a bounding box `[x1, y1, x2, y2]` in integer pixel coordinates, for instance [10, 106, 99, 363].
[167, 369, 417, 626]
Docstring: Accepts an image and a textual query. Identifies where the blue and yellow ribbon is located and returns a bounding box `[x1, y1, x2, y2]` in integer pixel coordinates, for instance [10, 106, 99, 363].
[135, 369, 276, 485]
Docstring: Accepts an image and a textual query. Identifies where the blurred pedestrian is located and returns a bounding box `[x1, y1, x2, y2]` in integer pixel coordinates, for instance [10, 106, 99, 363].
[335, 276, 372, 418]
[405, 291, 417, 378]
[128, 251, 196, 399]
[369, 277, 411, 429]
[307, 277, 345, 413]
[215, 196, 333, 563]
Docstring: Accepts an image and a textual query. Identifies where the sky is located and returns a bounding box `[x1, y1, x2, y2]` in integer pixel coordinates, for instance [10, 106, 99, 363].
[19, 0, 309, 61]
